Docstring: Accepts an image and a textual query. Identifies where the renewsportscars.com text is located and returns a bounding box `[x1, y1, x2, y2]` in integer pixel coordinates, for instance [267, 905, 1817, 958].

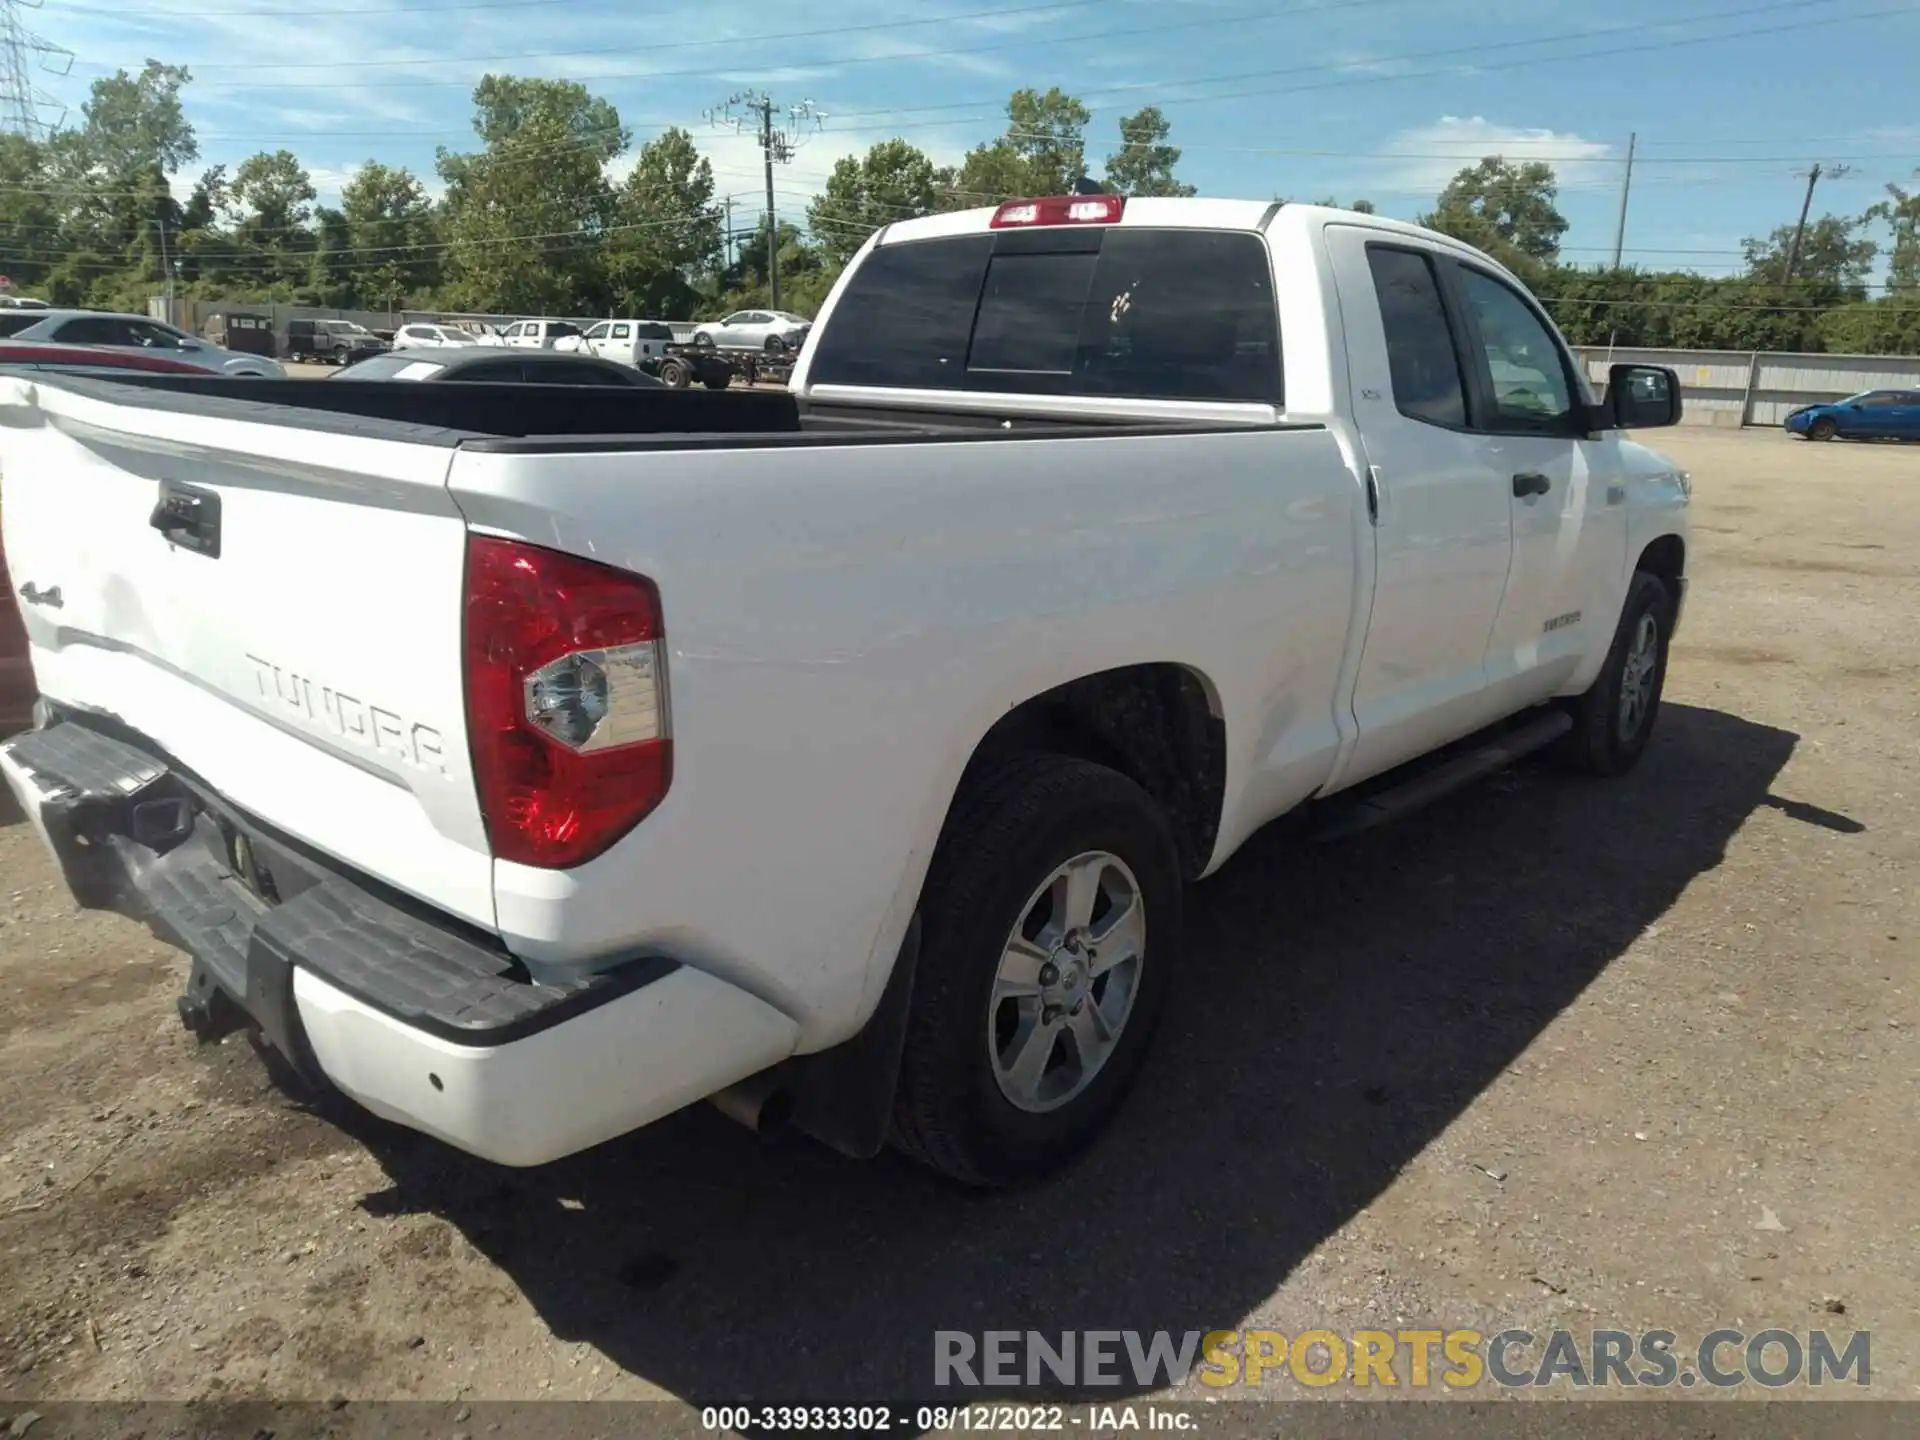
[934, 1328, 1871, 1390]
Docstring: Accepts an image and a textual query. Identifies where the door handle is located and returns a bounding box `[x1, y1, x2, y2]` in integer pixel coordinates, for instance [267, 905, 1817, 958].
[1512, 471, 1551, 498]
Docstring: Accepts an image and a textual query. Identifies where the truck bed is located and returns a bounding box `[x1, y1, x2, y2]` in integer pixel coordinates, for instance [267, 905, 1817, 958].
[24, 372, 1312, 453]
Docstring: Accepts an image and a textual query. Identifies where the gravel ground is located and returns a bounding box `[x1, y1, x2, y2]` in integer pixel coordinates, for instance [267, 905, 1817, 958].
[0, 428, 1914, 1417]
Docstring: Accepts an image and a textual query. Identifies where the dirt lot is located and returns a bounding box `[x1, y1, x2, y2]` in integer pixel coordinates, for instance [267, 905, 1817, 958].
[0, 428, 1915, 1415]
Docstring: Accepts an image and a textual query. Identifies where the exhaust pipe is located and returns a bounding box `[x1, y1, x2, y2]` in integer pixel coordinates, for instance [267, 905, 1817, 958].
[709, 1071, 793, 1136]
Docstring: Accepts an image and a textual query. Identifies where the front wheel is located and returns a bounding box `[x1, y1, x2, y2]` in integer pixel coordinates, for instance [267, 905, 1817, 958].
[890, 755, 1182, 1187]
[1553, 570, 1675, 777]
[1807, 417, 1838, 441]
[692, 332, 715, 348]
[763, 335, 787, 354]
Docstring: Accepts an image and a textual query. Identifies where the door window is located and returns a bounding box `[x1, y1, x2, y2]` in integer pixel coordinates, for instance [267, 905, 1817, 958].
[583, 323, 610, 340]
[1456, 268, 1575, 432]
[53, 317, 125, 345]
[610, 323, 631, 339]
[1365, 246, 1468, 428]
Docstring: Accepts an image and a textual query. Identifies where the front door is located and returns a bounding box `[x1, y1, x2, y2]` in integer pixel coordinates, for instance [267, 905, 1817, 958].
[1446, 264, 1626, 709]
[1323, 227, 1516, 790]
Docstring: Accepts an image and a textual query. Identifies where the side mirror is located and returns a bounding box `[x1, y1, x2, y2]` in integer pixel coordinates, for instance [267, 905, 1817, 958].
[1605, 363, 1682, 429]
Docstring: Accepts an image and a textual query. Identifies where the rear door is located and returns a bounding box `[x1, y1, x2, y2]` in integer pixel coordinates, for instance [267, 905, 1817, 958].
[1323, 228, 1516, 787]
[0, 378, 495, 926]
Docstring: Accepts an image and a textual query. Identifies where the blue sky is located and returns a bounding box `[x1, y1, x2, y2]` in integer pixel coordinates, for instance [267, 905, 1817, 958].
[23, 0, 1920, 278]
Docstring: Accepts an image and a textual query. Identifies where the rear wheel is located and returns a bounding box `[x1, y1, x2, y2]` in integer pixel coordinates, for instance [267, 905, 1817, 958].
[1553, 570, 1675, 777]
[702, 372, 732, 390]
[658, 358, 691, 389]
[764, 334, 787, 354]
[890, 755, 1181, 1187]
[1808, 416, 1838, 441]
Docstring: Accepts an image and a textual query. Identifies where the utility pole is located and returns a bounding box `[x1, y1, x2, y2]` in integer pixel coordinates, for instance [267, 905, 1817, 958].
[706, 91, 824, 310]
[1609, 131, 1636, 270]
[155, 215, 174, 327]
[1781, 162, 1852, 285]
[724, 195, 734, 269]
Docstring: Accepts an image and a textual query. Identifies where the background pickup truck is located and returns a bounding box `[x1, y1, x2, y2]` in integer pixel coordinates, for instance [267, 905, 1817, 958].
[0, 198, 1689, 1188]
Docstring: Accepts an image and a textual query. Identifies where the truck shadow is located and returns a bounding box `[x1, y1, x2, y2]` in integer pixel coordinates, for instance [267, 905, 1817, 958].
[345, 701, 1811, 1413]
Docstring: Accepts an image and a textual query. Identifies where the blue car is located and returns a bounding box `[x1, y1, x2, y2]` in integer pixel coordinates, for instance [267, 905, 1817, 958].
[1784, 388, 1920, 441]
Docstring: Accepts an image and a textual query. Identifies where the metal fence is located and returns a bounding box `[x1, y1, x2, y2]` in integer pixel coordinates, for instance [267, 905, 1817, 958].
[1572, 346, 1920, 428]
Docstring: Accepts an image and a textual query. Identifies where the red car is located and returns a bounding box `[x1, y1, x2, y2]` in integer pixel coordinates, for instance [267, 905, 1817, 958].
[1, 341, 210, 735]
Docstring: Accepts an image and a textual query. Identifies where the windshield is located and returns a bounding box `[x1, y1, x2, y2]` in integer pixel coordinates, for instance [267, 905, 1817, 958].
[325, 321, 368, 334]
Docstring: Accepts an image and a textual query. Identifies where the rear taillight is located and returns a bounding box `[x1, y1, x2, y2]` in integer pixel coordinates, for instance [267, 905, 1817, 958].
[989, 195, 1126, 228]
[463, 535, 671, 869]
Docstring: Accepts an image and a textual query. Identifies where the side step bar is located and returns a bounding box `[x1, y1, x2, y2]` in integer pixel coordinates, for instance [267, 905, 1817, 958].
[1309, 709, 1574, 843]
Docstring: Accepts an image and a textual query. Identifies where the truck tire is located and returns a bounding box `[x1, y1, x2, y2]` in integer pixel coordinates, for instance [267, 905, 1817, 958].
[1552, 570, 1675, 777]
[702, 371, 732, 390]
[658, 358, 691, 389]
[890, 754, 1182, 1187]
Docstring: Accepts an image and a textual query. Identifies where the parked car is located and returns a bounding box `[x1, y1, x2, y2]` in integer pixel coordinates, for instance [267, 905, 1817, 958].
[0, 197, 1688, 1187]
[3, 310, 286, 377]
[392, 322, 477, 351]
[1784, 389, 1920, 441]
[500, 319, 583, 350]
[0, 296, 49, 310]
[286, 318, 388, 366]
[333, 349, 663, 386]
[689, 308, 811, 353]
[0, 340, 210, 737]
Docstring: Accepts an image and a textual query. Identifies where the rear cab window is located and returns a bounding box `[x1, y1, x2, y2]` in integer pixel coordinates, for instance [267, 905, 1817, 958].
[807, 226, 1281, 404]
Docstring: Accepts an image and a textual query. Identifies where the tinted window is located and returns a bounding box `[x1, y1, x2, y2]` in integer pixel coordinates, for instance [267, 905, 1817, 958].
[54, 317, 126, 345]
[1366, 246, 1467, 428]
[519, 360, 632, 385]
[809, 228, 1281, 404]
[549, 323, 582, 339]
[445, 360, 524, 382]
[1857, 391, 1907, 407]
[1457, 268, 1573, 430]
[0, 315, 38, 337]
[634, 323, 674, 340]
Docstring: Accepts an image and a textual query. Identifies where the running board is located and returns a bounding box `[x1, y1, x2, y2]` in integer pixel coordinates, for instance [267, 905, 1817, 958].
[1309, 709, 1574, 843]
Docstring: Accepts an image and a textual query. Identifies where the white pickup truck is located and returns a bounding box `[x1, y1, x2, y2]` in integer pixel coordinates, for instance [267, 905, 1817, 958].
[0, 198, 1689, 1187]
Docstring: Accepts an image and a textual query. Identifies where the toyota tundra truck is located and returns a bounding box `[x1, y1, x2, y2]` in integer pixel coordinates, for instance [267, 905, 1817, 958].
[0, 199, 1689, 1186]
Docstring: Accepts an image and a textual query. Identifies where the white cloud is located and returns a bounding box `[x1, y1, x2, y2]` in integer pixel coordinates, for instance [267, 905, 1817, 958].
[1365, 115, 1619, 198]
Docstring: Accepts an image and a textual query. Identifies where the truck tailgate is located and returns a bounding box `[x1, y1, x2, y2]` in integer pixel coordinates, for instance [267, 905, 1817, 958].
[0, 377, 494, 927]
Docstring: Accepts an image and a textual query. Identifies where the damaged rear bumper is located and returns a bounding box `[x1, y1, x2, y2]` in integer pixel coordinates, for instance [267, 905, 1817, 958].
[0, 711, 798, 1166]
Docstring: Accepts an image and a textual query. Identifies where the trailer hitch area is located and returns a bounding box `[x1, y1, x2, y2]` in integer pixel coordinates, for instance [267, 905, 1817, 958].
[177, 959, 248, 1044]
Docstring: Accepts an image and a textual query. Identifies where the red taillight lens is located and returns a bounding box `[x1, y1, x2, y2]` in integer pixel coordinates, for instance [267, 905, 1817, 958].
[463, 535, 671, 869]
[989, 195, 1126, 228]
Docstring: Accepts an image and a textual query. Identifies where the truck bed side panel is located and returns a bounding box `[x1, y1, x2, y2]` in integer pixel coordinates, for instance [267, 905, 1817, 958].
[448, 426, 1361, 1047]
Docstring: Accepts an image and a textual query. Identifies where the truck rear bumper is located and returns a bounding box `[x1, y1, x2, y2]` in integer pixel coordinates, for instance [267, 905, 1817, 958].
[0, 714, 798, 1167]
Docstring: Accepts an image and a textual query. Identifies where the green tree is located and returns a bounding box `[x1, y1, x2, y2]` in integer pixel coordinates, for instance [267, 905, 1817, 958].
[605, 126, 722, 315]
[1104, 107, 1195, 198]
[713, 215, 834, 317]
[950, 87, 1091, 207]
[75, 60, 198, 180]
[228, 149, 317, 288]
[338, 161, 440, 303]
[1865, 179, 1920, 292]
[1419, 157, 1568, 270]
[437, 75, 625, 312]
[807, 138, 947, 264]
[1742, 215, 1875, 292]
